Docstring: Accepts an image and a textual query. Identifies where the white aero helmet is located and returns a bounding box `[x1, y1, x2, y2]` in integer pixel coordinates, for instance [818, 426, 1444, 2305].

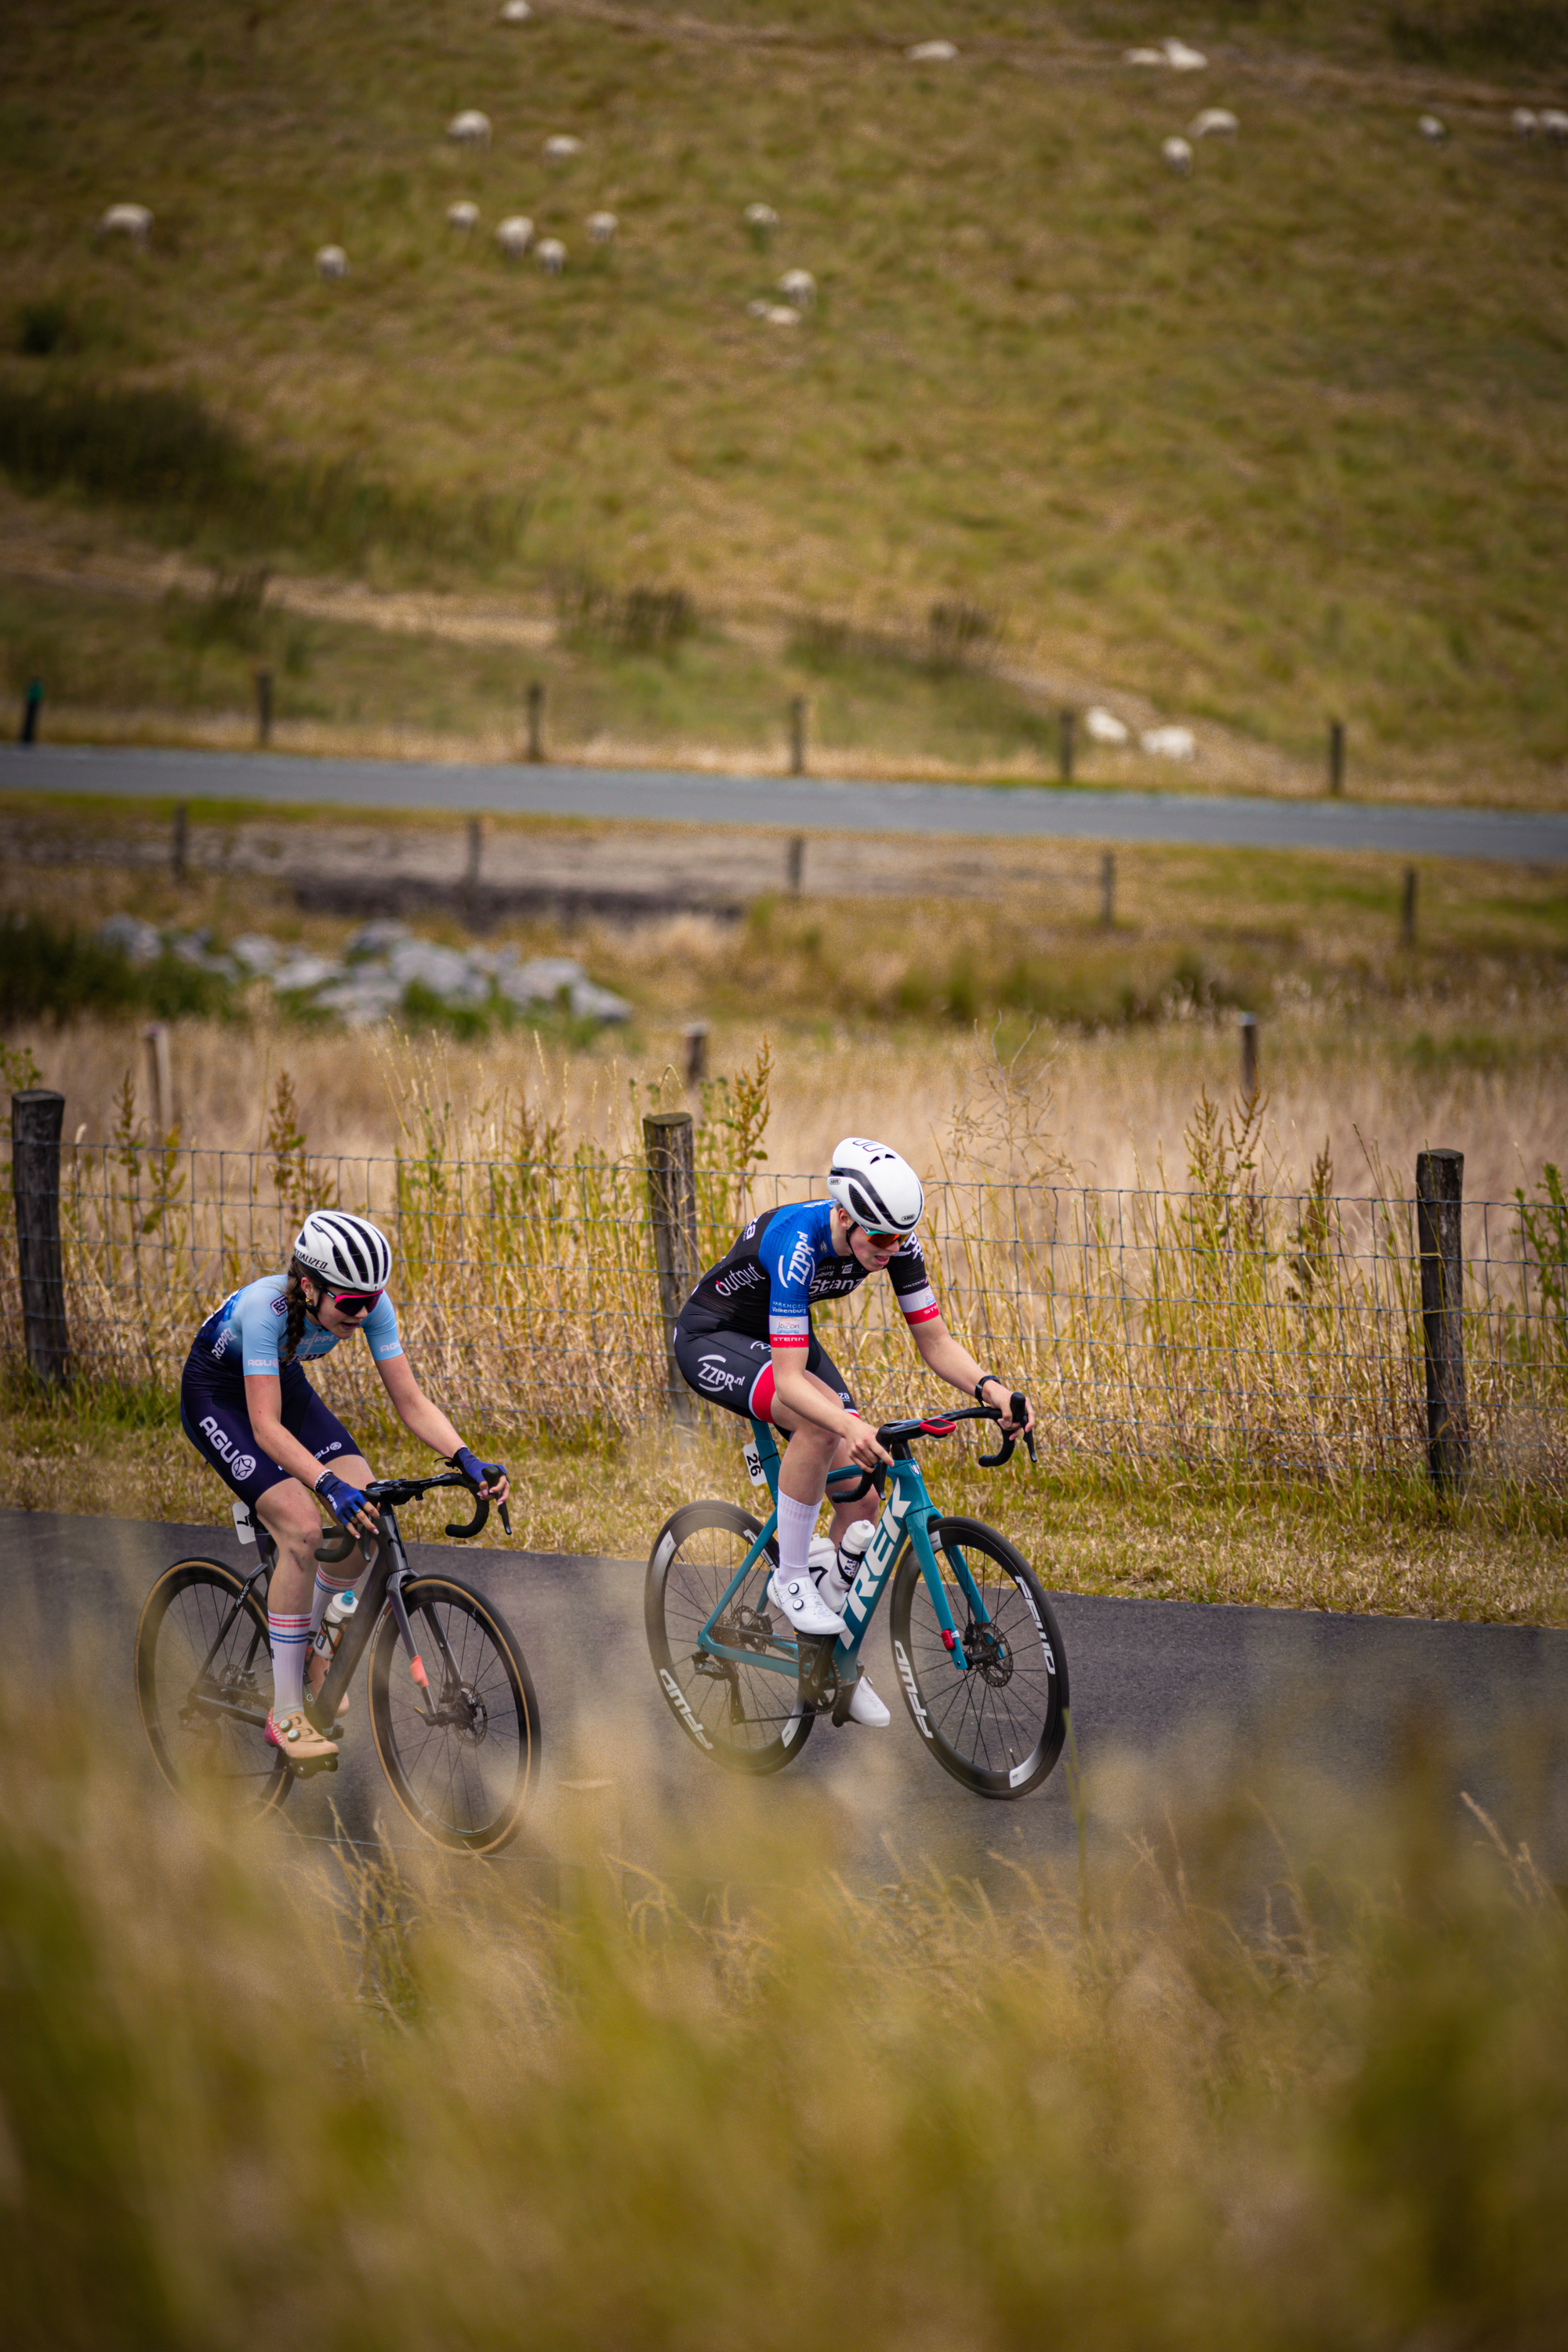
[827, 1138, 924, 1236]
[293, 1210, 393, 1290]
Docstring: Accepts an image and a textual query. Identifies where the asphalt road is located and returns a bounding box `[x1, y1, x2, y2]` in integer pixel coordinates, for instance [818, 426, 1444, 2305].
[5, 742, 1566, 863]
[9, 1508, 1568, 1895]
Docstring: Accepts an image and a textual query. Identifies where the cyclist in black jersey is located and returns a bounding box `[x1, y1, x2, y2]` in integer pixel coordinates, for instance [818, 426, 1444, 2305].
[673, 1138, 1032, 1724]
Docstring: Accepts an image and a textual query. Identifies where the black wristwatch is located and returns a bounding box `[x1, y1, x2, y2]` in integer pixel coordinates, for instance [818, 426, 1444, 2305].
[974, 1374, 1000, 1403]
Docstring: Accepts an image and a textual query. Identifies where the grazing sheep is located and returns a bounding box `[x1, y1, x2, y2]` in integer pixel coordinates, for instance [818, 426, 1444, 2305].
[1542, 108, 1568, 143]
[97, 202, 154, 245]
[1085, 706, 1130, 746]
[1190, 107, 1237, 138]
[1163, 38, 1207, 70]
[447, 200, 481, 234]
[495, 215, 535, 259]
[907, 41, 958, 63]
[747, 299, 800, 325]
[499, 0, 532, 18]
[777, 267, 815, 308]
[543, 133, 583, 161]
[315, 244, 349, 280]
[448, 110, 492, 147]
[1162, 136, 1193, 176]
[586, 210, 619, 245]
[1513, 107, 1539, 136]
[1419, 114, 1447, 142]
[536, 236, 567, 274]
[1125, 47, 1165, 65]
[1142, 724, 1195, 760]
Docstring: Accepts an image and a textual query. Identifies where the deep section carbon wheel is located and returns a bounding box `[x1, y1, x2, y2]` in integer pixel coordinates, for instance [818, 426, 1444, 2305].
[646, 1501, 812, 1774]
[888, 1517, 1067, 1798]
[368, 1575, 539, 1853]
[135, 1558, 292, 1820]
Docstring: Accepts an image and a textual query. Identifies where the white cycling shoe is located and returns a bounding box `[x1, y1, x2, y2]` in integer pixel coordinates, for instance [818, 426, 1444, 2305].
[766, 1565, 847, 1639]
[844, 1674, 891, 1729]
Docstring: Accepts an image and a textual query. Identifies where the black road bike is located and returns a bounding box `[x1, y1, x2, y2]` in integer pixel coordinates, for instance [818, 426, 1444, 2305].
[136, 1473, 539, 1853]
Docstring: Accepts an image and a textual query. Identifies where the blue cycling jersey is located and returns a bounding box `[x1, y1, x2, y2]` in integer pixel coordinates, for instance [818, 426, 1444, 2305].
[680, 1198, 938, 1348]
[189, 1273, 403, 1385]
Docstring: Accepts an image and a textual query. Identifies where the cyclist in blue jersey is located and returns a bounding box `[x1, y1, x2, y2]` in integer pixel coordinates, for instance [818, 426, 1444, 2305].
[180, 1209, 509, 1764]
[674, 1137, 1032, 1727]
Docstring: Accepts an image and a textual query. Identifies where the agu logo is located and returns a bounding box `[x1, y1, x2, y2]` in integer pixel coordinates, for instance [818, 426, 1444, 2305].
[231, 1454, 257, 1482]
[200, 1415, 256, 1483]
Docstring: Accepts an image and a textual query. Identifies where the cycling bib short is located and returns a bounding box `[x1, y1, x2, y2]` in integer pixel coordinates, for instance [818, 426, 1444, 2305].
[675, 1197, 938, 1423]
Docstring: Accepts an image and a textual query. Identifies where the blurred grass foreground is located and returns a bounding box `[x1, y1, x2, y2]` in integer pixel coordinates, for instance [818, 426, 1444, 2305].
[2, 1681, 1567, 2351]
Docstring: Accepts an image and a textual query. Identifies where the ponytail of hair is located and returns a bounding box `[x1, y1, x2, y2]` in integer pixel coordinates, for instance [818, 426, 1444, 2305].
[281, 1258, 312, 1364]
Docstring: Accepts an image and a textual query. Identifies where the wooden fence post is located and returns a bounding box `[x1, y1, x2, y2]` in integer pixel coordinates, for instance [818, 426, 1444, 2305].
[20, 679, 42, 746]
[143, 1023, 172, 1137]
[786, 834, 805, 896]
[1328, 717, 1345, 797]
[683, 1023, 709, 1085]
[525, 681, 545, 763]
[172, 801, 189, 884]
[11, 1089, 70, 1386]
[644, 1110, 699, 1422]
[1401, 866, 1417, 948]
[1416, 1147, 1468, 1491]
[1099, 850, 1115, 930]
[255, 668, 273, 748]
[1058, 708, 1075, 784]
[1239, 1011, 1259, 1099]
[789, 695, 808, 777]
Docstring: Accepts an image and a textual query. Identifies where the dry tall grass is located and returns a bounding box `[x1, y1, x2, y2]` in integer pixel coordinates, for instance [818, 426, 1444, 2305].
[4, 1665, 1567, 2351]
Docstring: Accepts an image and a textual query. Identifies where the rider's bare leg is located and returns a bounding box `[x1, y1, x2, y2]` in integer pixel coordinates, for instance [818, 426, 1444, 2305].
[770, 1381, 867, 1548]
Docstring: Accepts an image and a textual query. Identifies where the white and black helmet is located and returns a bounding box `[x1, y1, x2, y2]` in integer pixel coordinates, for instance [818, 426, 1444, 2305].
[827, 1138, 924, 1236]
[292, 1210, 393, 1290]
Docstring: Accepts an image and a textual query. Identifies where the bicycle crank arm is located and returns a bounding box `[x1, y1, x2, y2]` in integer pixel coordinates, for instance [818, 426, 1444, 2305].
[183, 1691, 270, 1732]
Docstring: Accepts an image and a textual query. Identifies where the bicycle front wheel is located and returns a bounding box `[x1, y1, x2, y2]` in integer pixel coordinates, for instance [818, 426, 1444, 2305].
[889, 1518, 1068, 1798]
[646, 1501, 812, 1774]
[368, 1575, 539, 1853]
[135, 1558, 292, 1820]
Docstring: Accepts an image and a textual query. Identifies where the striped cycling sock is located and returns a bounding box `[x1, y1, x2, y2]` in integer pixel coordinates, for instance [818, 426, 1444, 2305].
[268, 1610, 312, 1717]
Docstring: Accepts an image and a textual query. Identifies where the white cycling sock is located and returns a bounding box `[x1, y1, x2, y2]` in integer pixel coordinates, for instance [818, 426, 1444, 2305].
[775, 1491, 818, 1580]
[269, 1610, 311, 1716]
[310, 1570, 357, 1639]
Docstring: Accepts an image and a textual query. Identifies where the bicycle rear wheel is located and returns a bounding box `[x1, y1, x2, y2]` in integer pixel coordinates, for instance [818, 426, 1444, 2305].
[889, 1518, 1068, 1798]
[646, 1501, 812, 1774]
[135, 1558, 292, 1820]
[368, 1575, 539, 1853]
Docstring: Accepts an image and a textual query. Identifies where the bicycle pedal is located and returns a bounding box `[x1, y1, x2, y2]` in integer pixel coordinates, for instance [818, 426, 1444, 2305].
[830, 1674, 859, 1730]
[287, 1751, 339, 1778]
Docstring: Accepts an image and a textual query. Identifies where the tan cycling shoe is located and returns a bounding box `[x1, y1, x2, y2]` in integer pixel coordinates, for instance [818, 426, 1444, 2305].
[267, 1708, 339, 1762]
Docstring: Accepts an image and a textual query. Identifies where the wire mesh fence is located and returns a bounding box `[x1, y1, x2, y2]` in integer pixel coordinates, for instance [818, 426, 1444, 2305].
[2, 1134, 1566, 1491]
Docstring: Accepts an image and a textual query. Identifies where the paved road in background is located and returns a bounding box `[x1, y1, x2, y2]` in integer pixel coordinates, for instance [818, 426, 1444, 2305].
[8, 1510, 1567, 1891]
[5, 742, 1566, 862]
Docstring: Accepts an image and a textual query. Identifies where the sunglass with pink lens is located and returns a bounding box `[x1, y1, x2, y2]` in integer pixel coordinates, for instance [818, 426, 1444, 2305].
[327, 1287, 383, 1316]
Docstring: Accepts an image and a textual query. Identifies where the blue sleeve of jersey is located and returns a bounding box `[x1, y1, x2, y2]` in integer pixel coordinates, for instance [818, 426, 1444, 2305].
[364, 1292, 403, 1363]
[237, 1283, 290, 1377]
[762, 1206, 821, 1347]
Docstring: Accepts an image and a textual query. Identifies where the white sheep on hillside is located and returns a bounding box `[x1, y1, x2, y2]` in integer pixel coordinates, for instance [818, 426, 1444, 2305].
[1513, 107, 1539, 136]
[777, 267, 815, 308]
[1190, 107, 1237, 138]
[536, 237, 567, 274]
[543, 134, 583, 161]
[1085, 707, 1131, 746]
[1542, 109, 1568, 143]
[1163, 136, 1193, 176]
[743, 202, 779, 249]
[1142, 724, 1195, 759]
[586, 210, 619, 245]
[495, 215, 535, 258]
[1163, 38, 1207, 70]
[315, 244, 349, 280]
[907, 41, 957, 63]
[499, 1, 532, 20]
[97, 203, 153, 245]
[747, 300, 800, 325]
[447, 200, 481, 234]
[1419, 114, 1448, 142]
[1125, 47, 1165, 64]
[448, 111, 492, 147]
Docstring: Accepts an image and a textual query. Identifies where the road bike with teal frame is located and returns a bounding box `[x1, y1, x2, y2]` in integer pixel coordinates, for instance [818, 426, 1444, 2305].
[645, 1397, 1068, 1798]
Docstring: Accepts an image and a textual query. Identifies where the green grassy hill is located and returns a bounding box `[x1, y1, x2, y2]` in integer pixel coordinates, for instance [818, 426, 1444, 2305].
[2, 1, 1566, 786]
